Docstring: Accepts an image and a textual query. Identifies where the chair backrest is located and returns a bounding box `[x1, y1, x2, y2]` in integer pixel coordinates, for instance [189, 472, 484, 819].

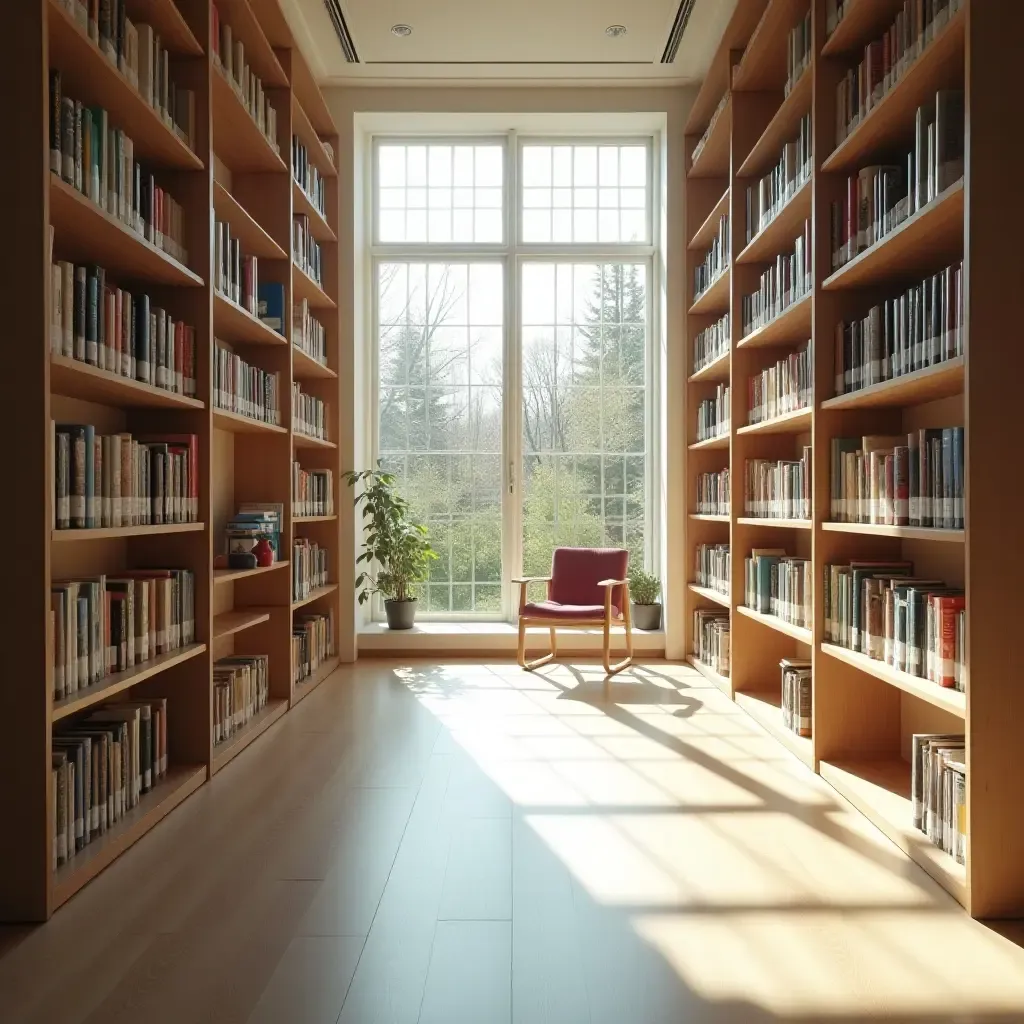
[550, 547, 629, 612]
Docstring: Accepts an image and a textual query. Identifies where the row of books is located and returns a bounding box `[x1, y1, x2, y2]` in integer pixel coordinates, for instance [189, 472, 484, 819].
[830, 93, 963, 272]
[52, 697, 168, 869]
[293, 464, 335, 518]
[744, 550, 812, 630]
[785, 11, 812, 97]
[912, 733, 966, 865]
[55, 1, 196, 150]
[293, 611, 336, 686]
[833, 0, 963, 150]
[51, 570, 195, 700]
[744, 113, 810, 246]
[693, 214, 729, 301]
[695, 469, 729, 517]
[293, 216, 324, 287]
[691, 93, 728, 167]
[49, 260, 197, 396]
[215, 220, 261, 317]
[293, 539, 330, 601]
[780, 658, 812, 738]
[823, 560, 965, 691]
[49, 72, 189, 266]
[833, 262, 963, 395]
[226, 503, 283, 563]
[692, 313, 729, 376]
[830, 428, 964, 529]
[212, 6, 281, 156]
[747, 340, 811, 425]
[744, 450, 812, 522]
[213, 655, 270, 746]
[696, 384, 730, 443]
[213, 340, 282, 426]
[294, 299, 328, 368]
[53, 427, 198, 529]
[293, 384, 328, 441]
[292, 136, 329, 219]
[740, 222, 811, 338]
[693, 609, 730, 678]
[694, 542, 729, 596]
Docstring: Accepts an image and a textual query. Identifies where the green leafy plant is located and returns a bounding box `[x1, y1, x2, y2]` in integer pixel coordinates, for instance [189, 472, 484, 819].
[627, 566, 661, 606]
[344, 464, 437, 604]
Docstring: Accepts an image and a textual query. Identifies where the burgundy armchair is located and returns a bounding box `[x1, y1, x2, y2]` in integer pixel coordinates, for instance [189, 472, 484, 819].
[514, 547, 633, 675]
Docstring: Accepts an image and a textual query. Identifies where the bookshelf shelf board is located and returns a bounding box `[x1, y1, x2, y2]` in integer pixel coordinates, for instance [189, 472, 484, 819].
[821, 522, 965, 543]
[212, 610, 272, 641]
[211, 699, 289, 775]
[291, 583, 339, 611]
[689, 270, 731, 316]
[215, 0, 289, 86]
[292, 655, 341, 707]
[736, 177, 812, 265]
[688, 97, 732, 179]
[50, 356, 205, 410]
[685, 655, 732, 697]
[52, 764, 206, 909]
[733, 0, 811, 92]
[687, 187, 731, 251]
[822, 180, 964, 291]
[819, 758, 967, 908]
[822, 0, 909, 57]
[292, 182, 337, 242]
[689, 351, 731, 384]
[211, 67, 288, 174]
[820, 642, 967, 719]
[213, 408, 288, 435]
[47, 0, 204, 170]
[293, 514, 338, 523]
[292, 347, 337, 380]
[736, 517, 812, 530]
[734, 689, 814, 769]
[736, 291, 812, 349]
[213, 560, 289, 585]
[124, 0, 204, 54]
[213, 292, 288, 347]
[293, 432, 337, 451]
[293, 264, 336, 310]
[52, 522, 204, 541]
[52, 643, 207, 722]
[737, 68, 812, 178]
[821, 357, 965, 410]
[689, 434, 730, 452]
[292, 97, 338, 178]
[213, 182, 287, 260]
[50, 177, 203, 287]
[736, 407, 812, 435]
[688, 584, 730, 609]
[821, 5, 966, 174]
[736, 605, 812, 644]
[689, 513, 730, 523]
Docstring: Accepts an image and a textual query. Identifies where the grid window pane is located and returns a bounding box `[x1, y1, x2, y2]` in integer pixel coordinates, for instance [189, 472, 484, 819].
[520, 144, 649, 244]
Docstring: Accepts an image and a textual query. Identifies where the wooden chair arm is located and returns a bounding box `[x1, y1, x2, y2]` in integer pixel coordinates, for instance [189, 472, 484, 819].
[600, 579, 630, 621]
[514, 576, 553, 615]
[512, 576, 553, 584]
[597, 578, 629, 588]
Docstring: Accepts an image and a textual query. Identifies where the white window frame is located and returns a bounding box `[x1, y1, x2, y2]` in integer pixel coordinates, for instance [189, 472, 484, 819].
[369, 131, 660, 622]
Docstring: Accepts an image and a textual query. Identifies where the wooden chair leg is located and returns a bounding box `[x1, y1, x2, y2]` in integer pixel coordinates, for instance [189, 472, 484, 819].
[603, 606, 634, 676]
[519, 619, 556, 671]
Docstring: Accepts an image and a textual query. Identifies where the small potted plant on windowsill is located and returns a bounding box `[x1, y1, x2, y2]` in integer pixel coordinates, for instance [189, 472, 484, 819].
[344, 463, 437, 630]
[628, 566, 662, 631]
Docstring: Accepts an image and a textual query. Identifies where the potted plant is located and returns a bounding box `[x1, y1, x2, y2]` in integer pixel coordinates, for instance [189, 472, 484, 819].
[628, 566, 662, 631]
[343, 464, 437, 630]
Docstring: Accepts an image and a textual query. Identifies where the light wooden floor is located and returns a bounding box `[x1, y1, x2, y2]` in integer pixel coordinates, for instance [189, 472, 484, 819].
[3, 660, 1024, 1024]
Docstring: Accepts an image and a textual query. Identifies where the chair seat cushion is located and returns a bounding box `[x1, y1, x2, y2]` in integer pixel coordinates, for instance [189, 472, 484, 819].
[523, 600, 620, 621]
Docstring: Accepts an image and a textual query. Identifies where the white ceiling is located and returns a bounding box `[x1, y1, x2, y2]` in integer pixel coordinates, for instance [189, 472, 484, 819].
[279, 0, 739, 86]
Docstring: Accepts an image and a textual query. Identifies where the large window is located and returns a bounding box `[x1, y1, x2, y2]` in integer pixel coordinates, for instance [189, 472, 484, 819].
[372, 136, 655, 619]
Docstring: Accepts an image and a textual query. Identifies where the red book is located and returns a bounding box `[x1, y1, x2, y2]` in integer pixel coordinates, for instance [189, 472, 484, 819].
[936, 595, 966, 687]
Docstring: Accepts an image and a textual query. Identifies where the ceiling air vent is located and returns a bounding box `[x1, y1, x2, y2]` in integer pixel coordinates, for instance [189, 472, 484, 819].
[324, 0, 359, 63]
[661, 0, 697, 63]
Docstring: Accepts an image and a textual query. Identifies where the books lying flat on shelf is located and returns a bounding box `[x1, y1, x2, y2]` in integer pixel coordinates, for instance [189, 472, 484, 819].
[912, 733, 967, 865]
[293, 216, 324, 286]
[694, 609, 730, 677]
[785, 12, 811, 96]
[745, 114, 810, 246]
[215, 220, 259, 316]
[744, 550, 811, 630]
[696, 384, 730, 442]
[829, 428, 964, 528]
[693, 214, 729, 301]
[293, 611, 336, 685]
[293, 385, 328, 441]
[691, 93, 728, 166]
[214, 340, 281, 425]
[780, 658, 812, 738]
[52, 427, 198, 529]
[696, 469, 729, 516]
[213, 655, 270, 745]
[293, 539, 330, 601]
[293, 136, 329, 218]
[747, 341, 811, 425]
[52, 696, 169, 869]
[693, 313, 729, 375]
[226, 503, 283, 563]
[293, 299, 328, 368]
[741, 221, 811, 336]
[51, 571, 195, 700]
[694, 543, 730, 596]
[293, 464, 335, 517]
[823, 560, 966, 691]
[745, 449, 812, 521]
[49, 260, 196, 395]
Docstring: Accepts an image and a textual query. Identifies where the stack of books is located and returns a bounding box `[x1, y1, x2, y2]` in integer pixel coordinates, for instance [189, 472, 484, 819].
[213, 655, 270, 745]
[226, 504, 282, 562]
[744, 450, 812, 521]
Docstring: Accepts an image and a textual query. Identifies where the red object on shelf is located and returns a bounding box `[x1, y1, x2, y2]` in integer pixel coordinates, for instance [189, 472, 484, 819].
[252, 537, 274, 567]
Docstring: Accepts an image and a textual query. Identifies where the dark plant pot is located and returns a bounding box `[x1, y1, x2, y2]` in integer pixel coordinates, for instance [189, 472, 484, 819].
[385, 598, 418, 630]
[631, 602, 662, 631]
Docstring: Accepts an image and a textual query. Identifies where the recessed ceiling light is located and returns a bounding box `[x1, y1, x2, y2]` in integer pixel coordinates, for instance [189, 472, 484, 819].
[391, 24, 413, 37]
[605, 24, 627, 37]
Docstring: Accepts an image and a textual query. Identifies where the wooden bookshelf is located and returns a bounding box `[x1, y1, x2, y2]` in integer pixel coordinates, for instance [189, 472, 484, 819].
[734, 689, 814, 768]
[688, 269, 731, 315]
[736, 605, 812, 645]
[735, 517, 812, 530]
[737, 69, 812, 178]
[820, 357, 965, 410]
[688, 434, 729, 452]
[688, 352, 730, 384]
[0, 0, 344, 921]
[735, 406, 812, 435]
[687, 187, 730, 251]
[736, 177, 812, 265]
[688, 97, 733, 179]
[293, 263, 337, 309]
[735, 291, 812, 349]
[689, 513, 730, 523]
[291, 583, 339, 611]
[821, 522, 965, 543]
[293, 181, 337, 241]
[686, 655, 732, 697]
[688, 584, 731, 610]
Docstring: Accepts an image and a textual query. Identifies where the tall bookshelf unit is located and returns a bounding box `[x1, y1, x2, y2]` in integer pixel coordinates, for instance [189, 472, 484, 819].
[684, 0, 1024, 918]
[1, 0, 341, 921]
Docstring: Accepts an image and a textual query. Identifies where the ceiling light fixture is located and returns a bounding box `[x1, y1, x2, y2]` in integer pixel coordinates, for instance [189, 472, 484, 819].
[605, 24, 627, 37]
[391, 23, 413, 37]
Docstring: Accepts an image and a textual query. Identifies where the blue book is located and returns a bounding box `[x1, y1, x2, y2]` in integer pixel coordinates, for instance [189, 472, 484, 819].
[755, 556, 781, 614]
[258, 282, 286, 334]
